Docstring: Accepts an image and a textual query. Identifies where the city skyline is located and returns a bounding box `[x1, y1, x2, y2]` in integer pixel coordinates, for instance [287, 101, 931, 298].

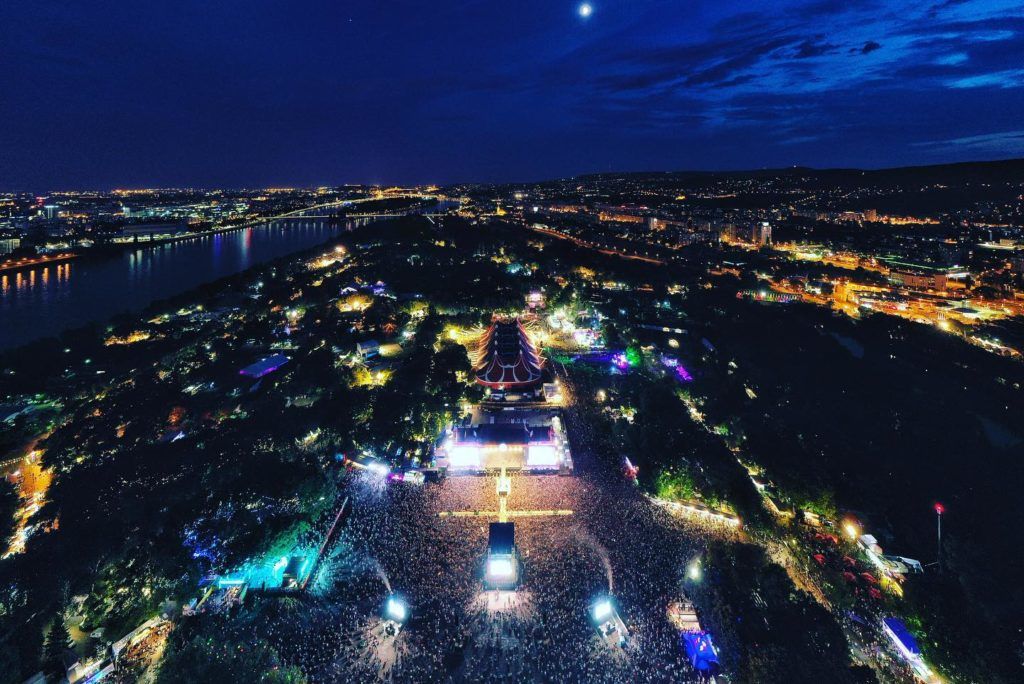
[3, 0, 1024, 189]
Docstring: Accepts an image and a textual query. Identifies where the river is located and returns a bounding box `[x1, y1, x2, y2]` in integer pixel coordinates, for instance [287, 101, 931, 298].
[0, 217, 360, 351]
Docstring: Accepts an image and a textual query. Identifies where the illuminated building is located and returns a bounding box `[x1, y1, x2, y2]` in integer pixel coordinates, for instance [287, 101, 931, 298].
[886, 261, 969, 291]
[525, 290, 546, 310]
[598, 210, 645, 224]
[356, 339, 380, 360]
[239, 353, 290, 378]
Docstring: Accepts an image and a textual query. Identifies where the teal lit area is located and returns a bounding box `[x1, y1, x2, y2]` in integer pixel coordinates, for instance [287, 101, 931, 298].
[219, 548, 317, 591]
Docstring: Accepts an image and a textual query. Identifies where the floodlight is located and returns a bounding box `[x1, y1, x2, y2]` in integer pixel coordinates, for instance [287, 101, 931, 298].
[593, 599, 612, 622]
[386, 597, 407, 622]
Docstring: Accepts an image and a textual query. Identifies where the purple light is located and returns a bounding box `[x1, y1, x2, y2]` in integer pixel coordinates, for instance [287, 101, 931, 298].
[239, 364, 283, 379]
[239, 354, 290, 378]
[675, 365, 693, 382]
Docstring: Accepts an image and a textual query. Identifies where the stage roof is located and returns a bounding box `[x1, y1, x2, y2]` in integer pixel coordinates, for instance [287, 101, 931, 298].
[455, 424, 552, 446]
[488, 522, 515, 555]
[240, 354, 290, 378]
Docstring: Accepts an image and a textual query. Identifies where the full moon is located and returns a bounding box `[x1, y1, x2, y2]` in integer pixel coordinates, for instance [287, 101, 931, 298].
[578, 3, 593, 18]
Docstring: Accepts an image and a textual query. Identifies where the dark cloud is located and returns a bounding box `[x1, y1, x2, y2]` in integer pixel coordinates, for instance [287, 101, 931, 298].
[683, 37, 795, 86]
[795, 38, 841, 58]
[927, 0, 971, 18]
[859, 40, 882, 54]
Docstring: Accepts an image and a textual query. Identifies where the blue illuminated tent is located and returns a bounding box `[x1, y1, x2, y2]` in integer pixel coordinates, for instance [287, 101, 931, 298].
[681, 631, 721, 675]
[883, 617, 921, 656]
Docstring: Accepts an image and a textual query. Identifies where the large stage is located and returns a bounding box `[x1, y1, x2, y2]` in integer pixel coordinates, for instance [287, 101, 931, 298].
[435, 409, 571, 473]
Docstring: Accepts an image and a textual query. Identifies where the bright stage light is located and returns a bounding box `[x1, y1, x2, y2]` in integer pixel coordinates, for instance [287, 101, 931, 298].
[593, 599, 612, 622]
[449, 444, 481, 468]
[487, 557, 514, 578]
[527, 445, 559, 467]
[368, 461, 390, 476]
[386, 597, 407, 622]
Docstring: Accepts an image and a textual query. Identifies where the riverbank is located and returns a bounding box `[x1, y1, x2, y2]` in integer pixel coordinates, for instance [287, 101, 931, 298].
[1, 198, 443, 352]
[1, 196, 437, 274]
[0, 252, 77, 275]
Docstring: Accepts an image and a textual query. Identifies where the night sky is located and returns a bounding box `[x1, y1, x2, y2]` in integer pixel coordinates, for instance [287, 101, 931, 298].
[2, 0, 1023, 189]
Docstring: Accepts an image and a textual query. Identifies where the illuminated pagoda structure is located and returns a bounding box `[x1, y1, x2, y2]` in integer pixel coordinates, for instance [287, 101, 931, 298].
[473, 317, 545, 396]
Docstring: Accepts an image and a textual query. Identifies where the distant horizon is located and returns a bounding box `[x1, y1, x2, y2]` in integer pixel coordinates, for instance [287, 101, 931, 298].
[5, 155, 1024, 195]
